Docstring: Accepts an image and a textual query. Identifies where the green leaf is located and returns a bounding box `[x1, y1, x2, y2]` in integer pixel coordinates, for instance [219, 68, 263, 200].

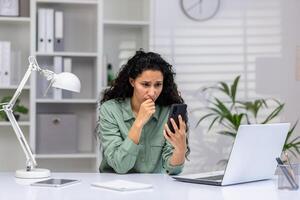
[230, 75, 240, 103]
[196, 113, 216, 127]
[218, 131, 237, 138]
[289, 136, 300, 144]
[285, 121, 298, 143]
[15, 106, 28, 114]
[220, 82, 230, 97]
[0, 96, 28, 120]
[214, 98, 231, 116]
[261, 103, 284, 124]
[208, 116, 220, 131]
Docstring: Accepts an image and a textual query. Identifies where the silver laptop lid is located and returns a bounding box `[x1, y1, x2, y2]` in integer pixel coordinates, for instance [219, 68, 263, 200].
[222, 123, 290, 185]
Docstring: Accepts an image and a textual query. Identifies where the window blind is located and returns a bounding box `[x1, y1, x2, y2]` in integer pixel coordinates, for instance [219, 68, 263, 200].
[150, 0, 282, 173]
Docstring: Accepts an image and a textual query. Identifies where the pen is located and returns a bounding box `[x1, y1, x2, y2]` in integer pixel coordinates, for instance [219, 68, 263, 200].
[276, 157, 299, 189]
[284, 152, 297, 181]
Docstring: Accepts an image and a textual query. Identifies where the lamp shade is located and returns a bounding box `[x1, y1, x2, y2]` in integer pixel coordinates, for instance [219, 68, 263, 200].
[52, 72, 81, 93]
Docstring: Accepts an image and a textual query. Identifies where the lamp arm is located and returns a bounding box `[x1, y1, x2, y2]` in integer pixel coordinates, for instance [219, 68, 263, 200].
[8, 67, 33, 107]
[2, 56, 42, 171]
[9, 56, 41, 106]
[3, 108, 37, 170]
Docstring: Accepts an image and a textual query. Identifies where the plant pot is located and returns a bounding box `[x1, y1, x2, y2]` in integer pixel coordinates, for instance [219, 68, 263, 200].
[5, 114, 20, 121]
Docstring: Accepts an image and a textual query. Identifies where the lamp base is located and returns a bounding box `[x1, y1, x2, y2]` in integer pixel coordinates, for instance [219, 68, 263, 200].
[15, 168, 51, 179]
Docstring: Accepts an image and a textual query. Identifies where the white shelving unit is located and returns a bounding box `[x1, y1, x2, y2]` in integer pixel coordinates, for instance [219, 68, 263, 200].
[103, 20, 150, 26]
[36, 52, 98, 57]
[0, 121, 30, 126]
[0, 0, 151, 172]
[36, 0, 98, 4]
[36, 99, 97, 103]
[102, 0, 150, 80]
[31, 0, 100, 172]
[0, 17, 31, 23]
[35, 153, 97, 159]
[0, 0, 31, 171]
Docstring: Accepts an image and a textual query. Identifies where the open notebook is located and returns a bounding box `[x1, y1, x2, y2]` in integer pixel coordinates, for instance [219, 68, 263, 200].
[91, 180, 153, 191]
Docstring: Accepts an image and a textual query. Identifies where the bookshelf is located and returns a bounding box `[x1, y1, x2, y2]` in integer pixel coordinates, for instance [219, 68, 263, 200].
[0, 0, 151, 172]
[0, 0, 31, 171]
[31, 0, 100, 172]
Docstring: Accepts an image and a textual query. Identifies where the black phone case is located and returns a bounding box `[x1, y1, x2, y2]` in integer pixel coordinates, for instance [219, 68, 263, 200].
[167, 104, 187, 133]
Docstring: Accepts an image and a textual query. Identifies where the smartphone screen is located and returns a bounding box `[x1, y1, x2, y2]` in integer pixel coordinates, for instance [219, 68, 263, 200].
[167, 104, 187, 133]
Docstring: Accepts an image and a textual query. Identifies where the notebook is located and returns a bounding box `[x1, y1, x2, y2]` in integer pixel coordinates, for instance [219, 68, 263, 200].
[91, 180, 153, 191]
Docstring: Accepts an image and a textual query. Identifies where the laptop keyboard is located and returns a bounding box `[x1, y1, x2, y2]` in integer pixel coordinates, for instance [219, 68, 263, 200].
[196, 175, 224, 181]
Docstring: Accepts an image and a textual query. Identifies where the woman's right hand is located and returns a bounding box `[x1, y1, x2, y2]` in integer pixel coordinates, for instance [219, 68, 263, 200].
[135, 99, 155, 127]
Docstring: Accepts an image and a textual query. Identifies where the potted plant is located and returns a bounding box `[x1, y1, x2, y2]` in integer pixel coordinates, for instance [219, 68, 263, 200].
[196, 76, 300, 157]
[0, 96, 28, 121]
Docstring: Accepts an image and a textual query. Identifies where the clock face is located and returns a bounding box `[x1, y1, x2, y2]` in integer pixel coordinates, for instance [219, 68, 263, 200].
[180, 0, 220, 21]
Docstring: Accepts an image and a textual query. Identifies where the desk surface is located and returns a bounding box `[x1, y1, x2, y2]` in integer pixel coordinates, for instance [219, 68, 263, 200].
[0, 172, 299, 200]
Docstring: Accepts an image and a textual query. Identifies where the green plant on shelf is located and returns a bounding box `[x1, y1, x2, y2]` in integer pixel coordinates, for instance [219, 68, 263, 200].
[0, 96, 28, 121]
[196, 75, 300, 157]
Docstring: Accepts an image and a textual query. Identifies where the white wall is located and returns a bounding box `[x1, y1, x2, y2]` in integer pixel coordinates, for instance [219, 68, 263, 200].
[151, 0, 300, 174]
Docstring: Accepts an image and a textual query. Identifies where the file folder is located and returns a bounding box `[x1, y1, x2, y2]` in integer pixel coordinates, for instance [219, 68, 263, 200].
[54, 11, 64, 51]
[0, 42, 2, 85]
[38, 9, 46, 53]
[46, 9, 54, 53]
[53, 56, 62, 99]
[1, 41, 11, 86]
[62, 58, 72, 99]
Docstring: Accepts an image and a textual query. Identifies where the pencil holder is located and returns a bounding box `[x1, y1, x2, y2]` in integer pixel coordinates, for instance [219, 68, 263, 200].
[277, 163, 299, 190]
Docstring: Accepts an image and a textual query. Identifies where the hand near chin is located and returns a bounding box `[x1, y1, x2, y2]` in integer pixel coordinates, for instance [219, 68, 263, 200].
[135, 99, 155, 127]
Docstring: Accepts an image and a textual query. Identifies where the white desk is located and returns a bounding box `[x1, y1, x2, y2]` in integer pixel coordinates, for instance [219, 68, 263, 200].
[0, 172, 299, 200]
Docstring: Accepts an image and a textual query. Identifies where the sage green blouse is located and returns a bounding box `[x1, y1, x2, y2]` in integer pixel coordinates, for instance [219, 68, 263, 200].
[98, 98, 184, 175]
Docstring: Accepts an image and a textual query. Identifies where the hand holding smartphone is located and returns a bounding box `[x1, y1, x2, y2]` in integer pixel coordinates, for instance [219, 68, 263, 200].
[167, 104, 187, 133]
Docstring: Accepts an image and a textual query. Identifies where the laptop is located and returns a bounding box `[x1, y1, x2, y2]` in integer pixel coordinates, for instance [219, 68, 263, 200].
[173, 123, 290, 186]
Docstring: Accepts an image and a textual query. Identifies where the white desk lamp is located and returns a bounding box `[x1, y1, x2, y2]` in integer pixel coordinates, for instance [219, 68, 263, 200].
[0, 56, 81, 179]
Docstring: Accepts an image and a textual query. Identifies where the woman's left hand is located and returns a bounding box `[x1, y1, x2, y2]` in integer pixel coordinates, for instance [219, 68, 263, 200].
[164, 115, 187, 156]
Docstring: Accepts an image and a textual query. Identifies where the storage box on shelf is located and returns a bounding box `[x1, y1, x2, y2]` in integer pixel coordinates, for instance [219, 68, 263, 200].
[36, 103, 97, 154]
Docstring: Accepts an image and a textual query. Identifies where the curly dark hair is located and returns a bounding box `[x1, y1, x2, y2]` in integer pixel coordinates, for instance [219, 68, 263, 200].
[101, 50, 184, 105]
[100, 50, 190, 158]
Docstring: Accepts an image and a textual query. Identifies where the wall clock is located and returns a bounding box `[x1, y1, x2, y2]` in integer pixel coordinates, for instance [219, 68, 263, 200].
[180, 0, 221, 21]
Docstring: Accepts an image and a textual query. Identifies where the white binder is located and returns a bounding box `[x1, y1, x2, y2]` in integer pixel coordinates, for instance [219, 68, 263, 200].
[102, 55, 108, 86]
[54, 11, 64, 51]
[38, 9, 46, 53]
[63, 58, 72, 73]
[0, 42, 2, 85]
[63, 58, 72, 98]
[46, 9, 54, 53]
[1, 41, 11, 86]
[53, 56, 62, 100]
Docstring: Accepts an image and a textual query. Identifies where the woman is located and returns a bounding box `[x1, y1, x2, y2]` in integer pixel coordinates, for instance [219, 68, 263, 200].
[98, 50, 189, 175]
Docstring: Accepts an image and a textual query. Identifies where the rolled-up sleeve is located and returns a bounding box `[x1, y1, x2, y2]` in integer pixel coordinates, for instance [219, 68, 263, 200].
[161, 141, 184, 175]
[99, 104, 140, 174]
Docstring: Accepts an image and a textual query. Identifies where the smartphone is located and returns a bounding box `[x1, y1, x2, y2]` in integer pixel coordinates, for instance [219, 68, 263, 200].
[167, 104, 187, 133]
[31, 178, 80, 187]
